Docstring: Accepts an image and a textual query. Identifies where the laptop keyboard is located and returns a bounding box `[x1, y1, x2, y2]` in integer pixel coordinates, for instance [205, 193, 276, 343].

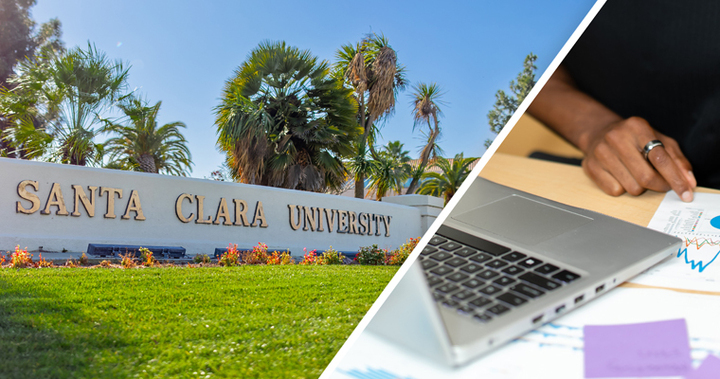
[419, 227, 582, 324]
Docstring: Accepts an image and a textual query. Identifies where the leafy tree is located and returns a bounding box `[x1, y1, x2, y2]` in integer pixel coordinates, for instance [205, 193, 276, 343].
[367, 140, 411, 200]
[1, 43, 128, 165]
[102, 98, 192, 176]
[417, 153, 477, 205]
[485, 53, 537, 149]
[405, 82, 445, 194]
[215, 41, 359, 192]
[334, 33, 406, 198]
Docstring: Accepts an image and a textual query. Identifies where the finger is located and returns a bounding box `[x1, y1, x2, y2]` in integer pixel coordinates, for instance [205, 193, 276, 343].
[656, 134, 696, 188]
[647, 146, 694, 202]
[593, 142, 647, 195]
[582, 158, 625, 196]
[604, 122, 671, 192]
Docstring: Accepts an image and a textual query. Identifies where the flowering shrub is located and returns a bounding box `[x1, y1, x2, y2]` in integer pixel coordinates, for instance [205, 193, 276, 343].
[267, 250, 294, 265]
[0, 254, 5, 267]
[10, 246, 34, 268]
[64, 259, 78, 268]
[79, 252, 89, 266]
[320, 247, 345, 265]
[120, 252, 136, 269]
[242, 242, 269, 265]
[37, 253, 53, 268]
[139, 247, 156, 267]
[355, 244, 386, 265]
[219, 243, 241, 267]
[299, 248, 319, 265]
[193, 254, 211, 264]
[386, 237, 420, 266]
[99, 260, 112, 268]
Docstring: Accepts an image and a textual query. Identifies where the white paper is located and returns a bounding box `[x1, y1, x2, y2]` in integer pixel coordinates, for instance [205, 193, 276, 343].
[631, 192, 720, 292]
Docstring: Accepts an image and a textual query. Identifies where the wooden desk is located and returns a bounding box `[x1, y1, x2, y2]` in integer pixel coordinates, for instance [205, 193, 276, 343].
[480, 153, 720, 227]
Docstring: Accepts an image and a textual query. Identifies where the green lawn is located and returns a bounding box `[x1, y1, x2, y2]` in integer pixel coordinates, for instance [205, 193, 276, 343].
[0, 265, 398, 378]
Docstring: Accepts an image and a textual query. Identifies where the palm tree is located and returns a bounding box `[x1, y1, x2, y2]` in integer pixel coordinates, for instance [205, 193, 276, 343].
[406, 82, 445, 194]
[367, 141, 412, 200]
[215, 41, 359, 192]
[1, 43, 128, 165]
[334, 33, 406, 198]
[102, 98, 192, 176]
[417, 153, 477, 205]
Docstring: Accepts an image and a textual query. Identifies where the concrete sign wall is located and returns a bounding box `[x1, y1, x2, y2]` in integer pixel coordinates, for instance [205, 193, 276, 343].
[0, 158, 424, 257]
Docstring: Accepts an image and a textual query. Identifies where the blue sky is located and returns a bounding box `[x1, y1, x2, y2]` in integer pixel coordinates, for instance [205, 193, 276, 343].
[31, 0, 596, 178]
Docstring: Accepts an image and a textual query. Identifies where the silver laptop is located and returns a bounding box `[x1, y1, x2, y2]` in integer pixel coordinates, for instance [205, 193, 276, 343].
[366, 177, 680, 366]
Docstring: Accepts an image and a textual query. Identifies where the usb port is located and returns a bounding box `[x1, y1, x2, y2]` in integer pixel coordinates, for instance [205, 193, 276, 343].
[555, 305, 566, 314]
[596, 284, 605, 293]
[532, 315, 543, 324]
[575, 295, 584, 304]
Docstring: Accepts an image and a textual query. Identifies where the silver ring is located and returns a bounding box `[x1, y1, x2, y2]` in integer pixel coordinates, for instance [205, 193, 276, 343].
[642, 140, 664, 161]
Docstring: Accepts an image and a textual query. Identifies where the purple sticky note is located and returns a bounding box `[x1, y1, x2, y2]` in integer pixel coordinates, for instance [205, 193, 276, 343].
[584, 319, 692, 378]
[685, 354, 720, 379]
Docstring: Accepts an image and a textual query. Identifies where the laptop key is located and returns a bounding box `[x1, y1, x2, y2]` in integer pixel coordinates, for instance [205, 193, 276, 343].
[469, 252, 493, 264]
[445, 257, 468, 267]
[493, 276, 517, 287]
[510, 283, 545, 298]
[502, 265, 524, 276]
[428, 236, 447, 246]
[452, 289, 476, 302]
[462, 278, 485, 289]
[552, 270, 581, 283]
[457, 306, 475, 315]
[447, 272, 469, 283]
[518, 257, 543, 268]
[421, 246, 438, 256]
[435, 283, 459, 294]
[535, 263, 560, 275]
[455, 247, 478, 257]
[442, 299, 460, 308]
[496, 292, 528, 307]
[460, 263, 483, 274]
[487, 303, 511, 315]
[469, 297, 492, 308]
[479, 285, 502, 296]
[421, 260, 439, 270]
[430, 266, 453, 276]
[439, 242, 462, 251]
[429, 251, 452, 261]
[473, 313, 492, 323]
[486, 259, 509, 269]
[425, 275, 443, 287]
[519, 272, 562, 290]
[501, 252, 527, 262]
[477, 269, 500, 280]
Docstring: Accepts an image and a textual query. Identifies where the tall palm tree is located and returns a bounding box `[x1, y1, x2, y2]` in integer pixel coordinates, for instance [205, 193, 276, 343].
[417, 153, 477, 205]
[367, 140, 411, 200]
[334, 33, 406, 198]
[102, 98, 192, 176]
[215, 41, 359, 192]
[406, 82, 445, 194]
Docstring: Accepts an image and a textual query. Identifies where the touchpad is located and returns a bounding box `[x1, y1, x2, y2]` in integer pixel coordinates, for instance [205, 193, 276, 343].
[452, 195, 593, 246]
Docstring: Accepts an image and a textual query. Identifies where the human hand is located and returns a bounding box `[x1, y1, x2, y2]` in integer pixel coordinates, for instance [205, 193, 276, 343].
[580, 116, 696, 201]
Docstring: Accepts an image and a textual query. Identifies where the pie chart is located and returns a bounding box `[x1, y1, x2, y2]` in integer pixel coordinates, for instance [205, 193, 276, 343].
[711, 216, 720, 230]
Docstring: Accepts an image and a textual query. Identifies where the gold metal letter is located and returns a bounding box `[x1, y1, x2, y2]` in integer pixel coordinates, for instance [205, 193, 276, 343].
[367, 214, 374, 235]
[316, 208, 325, 232]
[337, 210, 348, 233]
[324, 208, 336, 233]
[41, 183, 69, 216]
[16, 180, 40, 214]
[100, 187, 123, 219]
[357, 212, 368, 235]
[252, 201, 268, 228]
[195, 195, 212, 224]
[122, 190, 146, 221]
[303, 206, 317, 231]
[214, 198, 232, 226]
[348, 211, 358, 234]
[374, 214, 382, 236]
[71, 185, 97, 217]
[288, 205, 301, 230]
[175, 193, 194, 223]
[234, 199, 250, 226]
[382, 215, 392, 237]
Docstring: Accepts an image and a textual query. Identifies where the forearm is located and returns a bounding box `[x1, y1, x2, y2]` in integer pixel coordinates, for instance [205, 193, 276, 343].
[527, 65, 622, 153]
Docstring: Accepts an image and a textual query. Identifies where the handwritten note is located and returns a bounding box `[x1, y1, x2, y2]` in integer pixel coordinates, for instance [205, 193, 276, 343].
[583, 319, 692, 378]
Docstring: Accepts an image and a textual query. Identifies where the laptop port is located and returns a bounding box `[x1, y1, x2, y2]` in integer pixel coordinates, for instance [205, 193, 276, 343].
[555, 305, 566, 314]
[574, 295, 584, 304]
[595, 284, 605, 293]
[532, 314, 543, 324]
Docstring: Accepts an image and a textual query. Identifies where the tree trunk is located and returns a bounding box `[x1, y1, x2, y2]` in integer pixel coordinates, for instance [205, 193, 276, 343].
[354, 174, 364, 198]
[137, 153, 157, 173]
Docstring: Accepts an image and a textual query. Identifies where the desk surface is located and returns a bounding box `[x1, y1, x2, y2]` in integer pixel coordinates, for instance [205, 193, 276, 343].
[480, 153, 720, 227]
